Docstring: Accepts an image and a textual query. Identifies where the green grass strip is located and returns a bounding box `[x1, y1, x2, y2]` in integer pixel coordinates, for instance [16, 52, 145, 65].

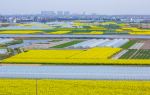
[52, 40, 82, 48]
[120, 40, 137, 49]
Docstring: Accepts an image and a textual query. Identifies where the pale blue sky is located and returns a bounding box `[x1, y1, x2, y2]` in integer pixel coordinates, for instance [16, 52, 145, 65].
[0, 0, 150, 15]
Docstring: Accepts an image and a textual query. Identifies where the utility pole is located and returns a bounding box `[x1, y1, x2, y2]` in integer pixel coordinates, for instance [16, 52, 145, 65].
[36, 79, 38, 95]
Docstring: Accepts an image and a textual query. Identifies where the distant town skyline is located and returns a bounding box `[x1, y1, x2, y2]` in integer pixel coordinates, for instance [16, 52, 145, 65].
[0, 0, 150, 15]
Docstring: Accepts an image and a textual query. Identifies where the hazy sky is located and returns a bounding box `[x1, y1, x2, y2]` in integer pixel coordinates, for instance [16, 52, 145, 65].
[1, 0, 150, 15]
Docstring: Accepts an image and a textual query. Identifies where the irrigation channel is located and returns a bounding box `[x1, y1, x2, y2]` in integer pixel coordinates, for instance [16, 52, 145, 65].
[0, 65, 150, 80]
[1, 34, 150, 39]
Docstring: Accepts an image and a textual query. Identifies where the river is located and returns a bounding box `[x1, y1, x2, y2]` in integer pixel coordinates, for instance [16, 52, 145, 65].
[0, 65, 149, 80]
[1, 34, 150, 39]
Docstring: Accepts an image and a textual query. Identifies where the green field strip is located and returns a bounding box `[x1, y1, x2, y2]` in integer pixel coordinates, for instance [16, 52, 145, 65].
[120, 40, 137, 49]
[52, 40, 83, 48]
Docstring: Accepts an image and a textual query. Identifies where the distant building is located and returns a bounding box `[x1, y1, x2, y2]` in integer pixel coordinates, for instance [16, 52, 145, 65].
[57, 11, 63, 16]
[41, 11, 56, 16]
[0, 15, 2, 22]
[8, 17, 17, 23]
[64, 11, 70, 16]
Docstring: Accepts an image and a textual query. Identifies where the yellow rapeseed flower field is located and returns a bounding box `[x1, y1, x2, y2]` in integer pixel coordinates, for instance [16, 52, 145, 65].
[89, 31, 104, 34]
[0, 30, 42, 34]
[48, 31, 71, 34]
[8, 50, 83, 59]
[73, 31, 104, 34]
[3, 58, 150, 64]
[129, 31, 150, 35]
[0, 79, 149, 95]
[101, 21, 117, 25]
[0, 79, 36, 95]
[71, 47, 121, 59]
[73, 22, 86, 26]
[3, 47, 150, 65]
[122, 28, 150, 32]
[122, 27, 141, 31]
[2, 47, 132, 64]
[116, 29, 124, 32]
